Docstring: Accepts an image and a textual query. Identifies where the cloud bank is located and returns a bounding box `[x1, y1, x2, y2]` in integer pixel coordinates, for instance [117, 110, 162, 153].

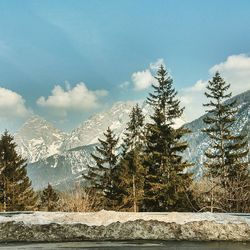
[37, 82, 108, 116]
[209, 54, 250, 94]
[0, 87, 30, 118]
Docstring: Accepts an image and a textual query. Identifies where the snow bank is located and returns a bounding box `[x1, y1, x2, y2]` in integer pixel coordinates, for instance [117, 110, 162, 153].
[0, 210, 249, 226]
[0, 211, 249, 242]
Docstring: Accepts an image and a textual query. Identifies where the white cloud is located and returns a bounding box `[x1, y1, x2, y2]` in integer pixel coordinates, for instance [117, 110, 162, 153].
[149, 58, 166, 72]
[121, 58, 166, 91]
[180, 80, 207, 121]
[37, 82, 108, 116]
[0, 87, 30, 118]
[132, 69, 156, 91]
[180, 54, 250, 122]
[64, 80, 71, 91]
[94, 89, 109, 97]
[188, 80, 207, 92]
[209, 54, 250, 94]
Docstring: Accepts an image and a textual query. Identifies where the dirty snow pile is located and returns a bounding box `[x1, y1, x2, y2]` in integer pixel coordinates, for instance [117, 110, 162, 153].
[0, 210, 249, 226]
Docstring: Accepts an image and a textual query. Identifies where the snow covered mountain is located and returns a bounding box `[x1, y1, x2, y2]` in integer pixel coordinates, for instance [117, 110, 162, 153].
[14, 115, 66, 163]
[22, 101, 186, 190]
[15, 90, 249, 190]
[27, 144, 98, 190]
[60, 101, 137, 151]
[15, 100, 186, 166]
[182, 90, 250, 178]
[60, 100, 186, 151]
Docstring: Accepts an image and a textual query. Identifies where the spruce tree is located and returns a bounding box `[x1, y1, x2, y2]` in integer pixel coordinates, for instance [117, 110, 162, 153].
[202, 72, 249, 212]
[114, 104, 145, 211]
[143, 65, 193, 212]
[0, 130, 37, 211]
[84, 127, 119, 209]
[40, 183, 59, 211]
[122, 104, 145, 155]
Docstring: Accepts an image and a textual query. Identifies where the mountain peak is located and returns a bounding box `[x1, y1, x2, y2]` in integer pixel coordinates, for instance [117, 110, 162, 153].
[60, 101, 137, 151]
[18, 115, 61, 133]
[15, 115, 66, 163]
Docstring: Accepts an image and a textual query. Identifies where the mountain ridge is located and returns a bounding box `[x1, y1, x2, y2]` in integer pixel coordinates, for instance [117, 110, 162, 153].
[13, 90, 249, 190]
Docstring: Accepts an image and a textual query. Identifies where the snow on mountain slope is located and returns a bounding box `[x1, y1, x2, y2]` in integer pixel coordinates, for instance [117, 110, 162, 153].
[15, 115, 66, 163]
[60, 101, 137, 151]
[15, 99, 186, 166]
[23, 101, 186, 190]
[182, 90, 250, 178]
[60, 100, 186, 151]
[27, 144, 97, 190]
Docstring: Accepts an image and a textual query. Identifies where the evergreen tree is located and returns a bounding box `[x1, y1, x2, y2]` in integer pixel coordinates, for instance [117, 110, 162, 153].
[143, 65, 193, 212]
[114, 104, 146, 211]
[84, 127, 119, 209]
[40, 183, 59, 211]
[122, 104, 145, 154]
[0, 130, 37, 211]
[202, 72, 249, 212]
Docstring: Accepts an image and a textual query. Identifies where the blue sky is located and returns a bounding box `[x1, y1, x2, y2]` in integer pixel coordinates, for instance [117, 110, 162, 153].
[0, 0, 250, 132]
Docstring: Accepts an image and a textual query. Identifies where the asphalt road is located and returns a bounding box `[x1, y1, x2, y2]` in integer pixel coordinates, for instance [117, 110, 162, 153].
[0, 241, 249, 250]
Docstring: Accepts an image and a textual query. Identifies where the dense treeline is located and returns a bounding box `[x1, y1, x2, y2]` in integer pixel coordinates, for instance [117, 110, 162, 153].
[84, 65, 250, 212]
[0, 65, 249, 212]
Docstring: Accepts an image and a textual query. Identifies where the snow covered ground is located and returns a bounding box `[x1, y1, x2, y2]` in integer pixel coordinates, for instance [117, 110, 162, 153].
[0, 210, 249, 226]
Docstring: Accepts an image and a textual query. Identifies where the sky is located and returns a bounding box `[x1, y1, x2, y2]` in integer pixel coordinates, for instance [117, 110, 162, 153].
[0, 0, 250, 132]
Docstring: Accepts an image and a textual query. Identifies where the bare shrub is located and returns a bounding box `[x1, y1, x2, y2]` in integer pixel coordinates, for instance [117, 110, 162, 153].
[57, 188, 102, 212]
[191, 177, 225, 212]
[192, 175, 250, 213]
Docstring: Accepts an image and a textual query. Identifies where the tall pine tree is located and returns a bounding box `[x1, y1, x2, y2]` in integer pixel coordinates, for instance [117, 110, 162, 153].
[114, 104, 145, 211]
[84, 127, 119, 209]
[0, 131, 37, 211]
[143, 65, 193, 212]
[202, 72, 249, 212]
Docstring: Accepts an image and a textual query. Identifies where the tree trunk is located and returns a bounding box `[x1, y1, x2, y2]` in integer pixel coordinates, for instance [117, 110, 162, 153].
[3, 180, 6, 212]
[132, 174, 137, 212]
